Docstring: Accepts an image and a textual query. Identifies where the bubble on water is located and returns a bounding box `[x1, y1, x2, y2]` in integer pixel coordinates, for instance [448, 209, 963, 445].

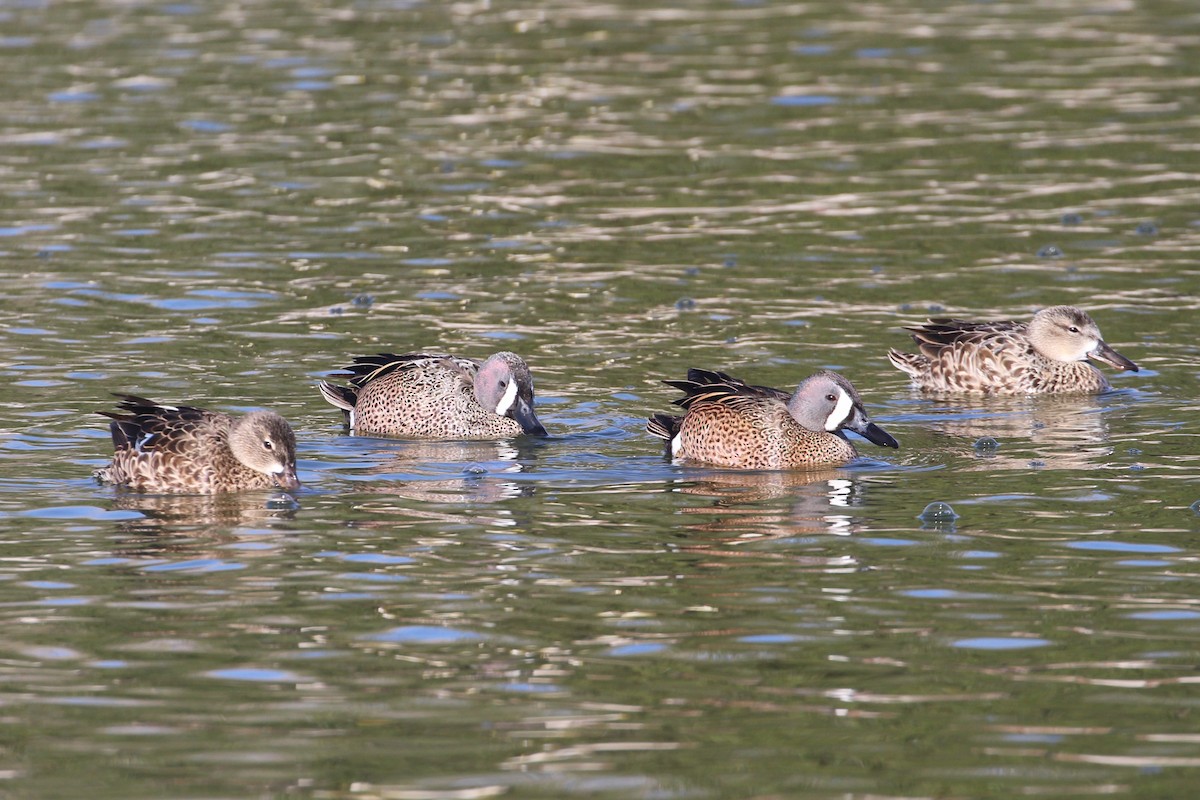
[1037, 245, 1063, 258]
[918, 502, 958, 523]
[266, 495, 300, 511]
[462, 464, 488, 476]
[351, 294, 374, 306]
[1061, 213, 1084, 226]
[675, 297, 696, 310]
[973, 436, 1000, 453]
[723, 256, 737, 268]
[1134, 222, 1158, 236]
[1029, 460, 1046, 469]
[1127, 448, 1142, 455]
[1190, 500, 1200, 516]
[684, 266, 700, 276]
[927, 303, 944, 313]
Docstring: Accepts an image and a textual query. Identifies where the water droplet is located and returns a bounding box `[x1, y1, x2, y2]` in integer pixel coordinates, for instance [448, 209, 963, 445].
[1135, 222, 1158, 236]
[675, 297, 696, 310]
[918, 502, 958, 522]
[1190, 500, 1200, 516]
[1127, 448, 1142, 455]
[1129, 464, 1145, 472]
[1037, 245, 1063, 258]
[973, 436, 1000, 452]
[1029, 460, 1046, 469]
[723, 256, 737, 268]
[329, 306, 344, 315]
[927, 303, 944, 313]
[351, 294, 374, 306]
[1061, 213, 1084, 226]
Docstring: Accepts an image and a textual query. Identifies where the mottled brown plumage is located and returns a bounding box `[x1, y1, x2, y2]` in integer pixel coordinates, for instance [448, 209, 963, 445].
[888, 305, 1138, 395]
[94, 395, 300, 494]
[646, 368, 898, 469]
[318, 351, 548, 440]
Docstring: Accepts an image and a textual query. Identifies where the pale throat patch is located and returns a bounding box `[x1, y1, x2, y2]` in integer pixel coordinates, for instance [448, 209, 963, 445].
[824, 388, 853, 431]
[270, 463, 285, 474]
[495, 380, 518, 416]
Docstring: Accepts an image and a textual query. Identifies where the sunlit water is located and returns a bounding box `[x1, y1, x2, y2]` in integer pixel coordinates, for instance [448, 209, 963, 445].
[1, 0, 1199, 797]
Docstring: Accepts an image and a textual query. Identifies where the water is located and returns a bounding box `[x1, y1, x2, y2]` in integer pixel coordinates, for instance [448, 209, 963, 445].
[2, 0, 1200, 797]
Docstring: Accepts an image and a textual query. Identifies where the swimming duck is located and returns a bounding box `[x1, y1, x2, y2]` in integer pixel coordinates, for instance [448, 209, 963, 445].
[318, 351, 548, 439]
[888, 305, 1138, 394]
[94, 394, 300, 494]
[647, 368, 898, 469]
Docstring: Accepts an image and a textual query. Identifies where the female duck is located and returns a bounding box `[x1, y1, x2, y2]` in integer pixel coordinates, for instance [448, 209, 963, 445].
[95, 394, 300, 494]
[887, 305, 1138, 395]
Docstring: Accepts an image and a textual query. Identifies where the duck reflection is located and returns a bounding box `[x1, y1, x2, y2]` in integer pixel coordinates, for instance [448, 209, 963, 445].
[668, 468, 875, 541]
[338, 437, 535, 504]
[912, 394, 1116, 470]
[108, 490, 299, 532]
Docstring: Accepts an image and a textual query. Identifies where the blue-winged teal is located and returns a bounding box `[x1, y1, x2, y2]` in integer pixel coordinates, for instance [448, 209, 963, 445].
[318, 351, 548, 440]
[647, 368, 899, 469]
[888, 305, 1139, 395]
[94, 394, 300, 494]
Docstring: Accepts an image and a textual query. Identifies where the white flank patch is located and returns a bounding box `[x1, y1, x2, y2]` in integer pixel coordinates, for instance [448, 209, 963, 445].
[670, 433, 683, 458]
[824, 388, 854, 431]
[349, 409, 356, 430]
[135, 432, 155, 452]
[495, 379, 518, 416]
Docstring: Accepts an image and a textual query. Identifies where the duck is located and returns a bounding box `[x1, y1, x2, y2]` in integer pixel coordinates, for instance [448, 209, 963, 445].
[887, 305, 1139, 394]
[318, 351, 548, 440]
[94, 394, 300, 494]
[647, 368, 898, 469]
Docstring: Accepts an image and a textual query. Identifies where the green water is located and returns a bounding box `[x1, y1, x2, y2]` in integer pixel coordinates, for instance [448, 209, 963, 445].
[1, 0, 1199, 797]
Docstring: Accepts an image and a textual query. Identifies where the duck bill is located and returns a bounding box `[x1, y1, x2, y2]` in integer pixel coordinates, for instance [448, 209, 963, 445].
[1089, 341, 1139, 372]
[512, 397, 548, 437]
[273, 466, 301, 491]
[858, 421, 899, 449]
[847, 409, 899, 449]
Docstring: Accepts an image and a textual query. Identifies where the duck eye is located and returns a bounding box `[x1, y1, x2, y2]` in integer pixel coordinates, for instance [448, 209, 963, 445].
[1068, 326, 1080, 333]
[826, 393, 837, 402]
[263, 440, 273, 450]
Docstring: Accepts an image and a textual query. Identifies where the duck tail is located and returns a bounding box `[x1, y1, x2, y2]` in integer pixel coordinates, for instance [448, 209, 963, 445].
[887, 349, 925, 379]
[318, 381, 357, 426]
[646, 413, 681, 441]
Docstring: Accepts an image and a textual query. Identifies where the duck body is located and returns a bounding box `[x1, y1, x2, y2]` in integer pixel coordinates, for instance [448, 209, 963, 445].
[318, 351, 547, 440]
[95, 395, 300, 494]
[647, 369, 898, 469]
[888, 305, 1138, 395]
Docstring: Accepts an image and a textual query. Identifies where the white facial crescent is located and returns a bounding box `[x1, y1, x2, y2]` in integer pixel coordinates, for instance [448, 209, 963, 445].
[824, 388, 853, 431]
[495, 379, 518, 416]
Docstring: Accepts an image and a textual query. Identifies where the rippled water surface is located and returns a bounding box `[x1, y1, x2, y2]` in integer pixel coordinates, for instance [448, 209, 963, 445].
[2, 0, 1200, 797]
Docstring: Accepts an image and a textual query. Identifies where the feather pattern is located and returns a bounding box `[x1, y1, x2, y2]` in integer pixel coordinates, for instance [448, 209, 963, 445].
[94, 394, 299, 494]
[647, 368, 897, 469]
[888, 306, 1138, 395]
[318, 351, 547, 440]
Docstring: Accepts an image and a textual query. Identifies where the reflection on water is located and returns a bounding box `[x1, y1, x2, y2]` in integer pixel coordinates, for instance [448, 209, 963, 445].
[668, 468, 877, 540]
[1, 0, 1199, 798]
[902, 393, 1120, 470]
